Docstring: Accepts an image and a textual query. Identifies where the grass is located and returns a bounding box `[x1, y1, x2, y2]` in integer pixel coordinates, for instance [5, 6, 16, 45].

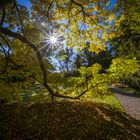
[81, 90, 123, 110]
[89, 95, 123, 110]
[0, 100, 140, 140]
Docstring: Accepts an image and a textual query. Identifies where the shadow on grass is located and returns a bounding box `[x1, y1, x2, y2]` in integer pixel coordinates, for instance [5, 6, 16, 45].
[0, 101, 140, 140]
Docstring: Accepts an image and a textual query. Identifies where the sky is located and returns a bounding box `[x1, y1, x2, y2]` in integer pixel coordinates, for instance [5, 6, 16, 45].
[17, 0, 32, 9]
[108, 0, 117, 10]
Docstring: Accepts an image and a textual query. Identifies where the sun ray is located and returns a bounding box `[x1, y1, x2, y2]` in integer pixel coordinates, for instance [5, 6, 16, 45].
[39, 29, 65, 53]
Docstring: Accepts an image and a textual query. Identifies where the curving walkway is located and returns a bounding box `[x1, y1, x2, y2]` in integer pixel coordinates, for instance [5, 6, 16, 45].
[109, 86, 140, 120]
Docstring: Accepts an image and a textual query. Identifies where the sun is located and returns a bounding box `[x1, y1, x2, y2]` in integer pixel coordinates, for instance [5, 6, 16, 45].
[40, 30, 65, 52]
[50, 36, 57, 44]
[41, 32, 59, 48]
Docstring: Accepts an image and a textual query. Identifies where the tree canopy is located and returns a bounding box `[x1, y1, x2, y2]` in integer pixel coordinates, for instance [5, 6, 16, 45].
[0, 0, 139, 101]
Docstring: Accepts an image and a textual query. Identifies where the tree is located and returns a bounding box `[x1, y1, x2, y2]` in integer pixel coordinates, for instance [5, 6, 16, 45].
[0, 0, 139, 100]
[109, 0, 140, 91]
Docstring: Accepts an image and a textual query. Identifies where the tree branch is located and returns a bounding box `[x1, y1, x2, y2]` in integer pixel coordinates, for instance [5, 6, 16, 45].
[0, 0, 13, 10]
[0, 27, 81, 99]
[0, 27, 49, 88]
[71, 0, 105, 30]
[0, 35, 11, 74]
[0, 8, 6, 26]
[47, 0, 54, 22]
[13, 0, 25, 35]
[0, 26, 106, 100]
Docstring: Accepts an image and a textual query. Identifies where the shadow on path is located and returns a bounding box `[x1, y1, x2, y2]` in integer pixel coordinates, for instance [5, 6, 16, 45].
[109, 86, 140, 120]
[109, 86, 140, 98]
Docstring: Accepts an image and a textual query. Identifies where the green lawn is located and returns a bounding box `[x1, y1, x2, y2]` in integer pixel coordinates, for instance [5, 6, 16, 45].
[91, 95, 123, 110]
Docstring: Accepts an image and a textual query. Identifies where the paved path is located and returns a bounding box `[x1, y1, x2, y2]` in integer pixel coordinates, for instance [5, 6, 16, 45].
[109, 86, 140, 120]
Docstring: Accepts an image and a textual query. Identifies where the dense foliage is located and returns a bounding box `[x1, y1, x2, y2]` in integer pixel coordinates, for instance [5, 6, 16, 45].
[109, 0, 140, 92]
[0, 0, 140, 100]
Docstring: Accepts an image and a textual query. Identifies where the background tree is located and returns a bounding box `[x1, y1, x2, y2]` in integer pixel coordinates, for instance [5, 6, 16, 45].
[109, 0, 140, 91]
